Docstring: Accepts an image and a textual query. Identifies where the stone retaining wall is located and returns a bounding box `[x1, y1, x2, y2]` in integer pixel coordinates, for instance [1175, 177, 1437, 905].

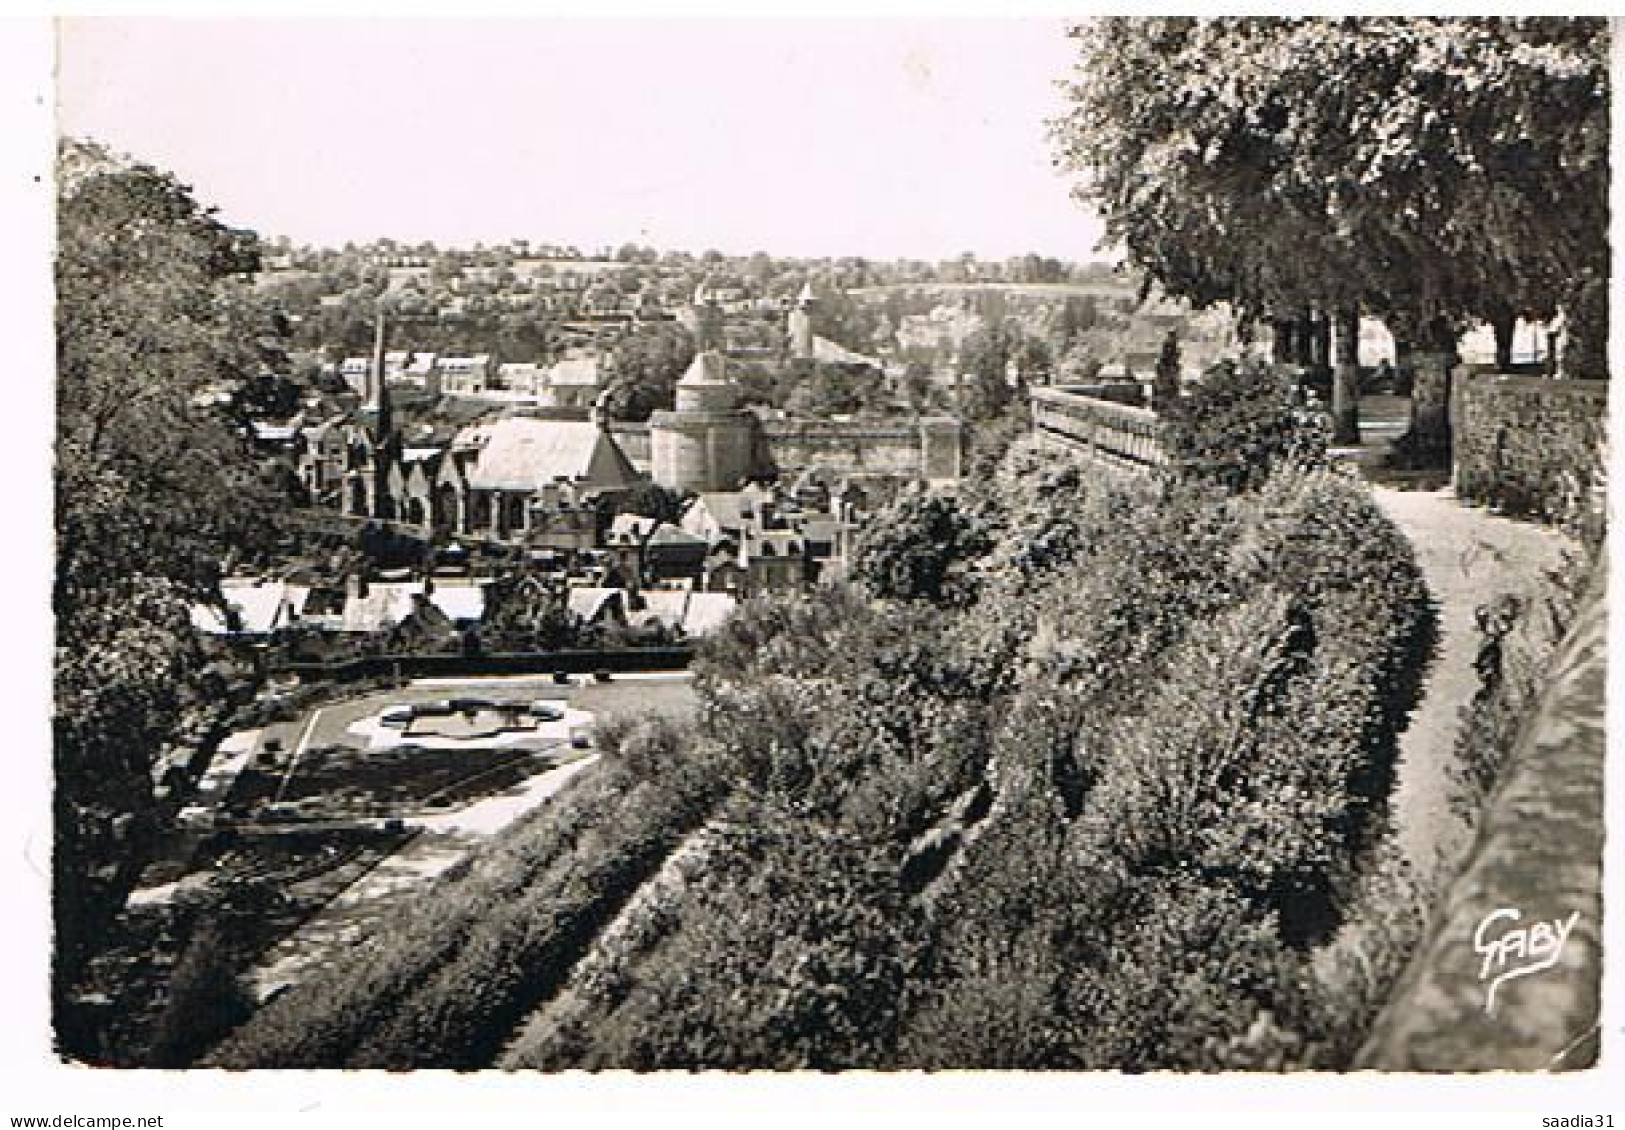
[1452, 373, 1607, 545]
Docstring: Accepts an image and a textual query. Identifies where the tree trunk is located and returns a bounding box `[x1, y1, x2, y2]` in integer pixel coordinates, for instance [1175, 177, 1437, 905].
[1273, 318, 1294, 365]
[1331, 305, 1361, 445]
[1489, 308, 1516, 372]
[1295, 311, 1316, 368]
[1408, 317, 1458, 463]
[1392, 334, 1415, 397]
[1562, 276, 1609, 379]
[1313, 311, 1333, 371]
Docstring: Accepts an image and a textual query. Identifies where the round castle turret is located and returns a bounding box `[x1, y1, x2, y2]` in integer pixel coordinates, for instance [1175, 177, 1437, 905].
[650, 350, 766, 493]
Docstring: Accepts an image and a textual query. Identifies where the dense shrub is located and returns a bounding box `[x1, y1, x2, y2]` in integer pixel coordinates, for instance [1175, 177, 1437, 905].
[982, 436, 1154, 583]
[1059, 872, 1300, 1070]
[1075, 590, 1389, 943]
[848, 489, 993, 606]
[1265, 836, 1433, 1069]
[1000, 483, 1241, 721]
[903, 833, 1299, 1070]
[346, 774, 711, 1069]
[895, 463, 1435, 1069]
[145, 921, 255, 1068]
[901, 794, 1079, 1067]
[693, 581, 875, 685]
[1224, 468, 1437, 856]
[499, 826, 723, 1070]
[552, 817, 920, 1071]
[1161, 359, 1329, 493]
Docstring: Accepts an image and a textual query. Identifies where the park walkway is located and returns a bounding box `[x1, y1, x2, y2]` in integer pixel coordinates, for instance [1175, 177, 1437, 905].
[1366, 484, 1571, 877]
[1335, 399, 1576, 876]
[1336, 401, 1605, 1069]
[1358, 554, 1606, 1070]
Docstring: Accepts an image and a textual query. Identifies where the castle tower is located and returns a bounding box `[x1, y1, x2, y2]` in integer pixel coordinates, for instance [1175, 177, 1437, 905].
[689, 277, 724, 353]
[787, 280, 816, 361]
[649, 349, 767, 493]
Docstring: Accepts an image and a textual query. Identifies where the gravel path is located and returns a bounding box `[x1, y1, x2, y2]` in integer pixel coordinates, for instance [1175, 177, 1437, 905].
[1370, 484, 1572, 878]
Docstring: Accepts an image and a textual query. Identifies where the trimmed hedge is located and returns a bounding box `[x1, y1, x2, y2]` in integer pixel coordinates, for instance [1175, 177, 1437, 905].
[271, 646, 693, 682]
[208, 764, 630, 1067]
[537, 817, 921, 1071]
[345, 773, 712, 1069]
[498, 826, 721, 1070]
[901, 465, 1437, 1068]
[1452, 373, 1607, 549]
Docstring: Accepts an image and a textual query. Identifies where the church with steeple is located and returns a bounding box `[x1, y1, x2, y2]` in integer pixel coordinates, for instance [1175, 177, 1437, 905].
[297, 307, 643, 540]
[350, 311, 401, 518]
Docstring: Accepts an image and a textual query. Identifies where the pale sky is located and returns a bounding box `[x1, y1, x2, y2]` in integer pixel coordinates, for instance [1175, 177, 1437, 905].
[56, 18, 1112, 262]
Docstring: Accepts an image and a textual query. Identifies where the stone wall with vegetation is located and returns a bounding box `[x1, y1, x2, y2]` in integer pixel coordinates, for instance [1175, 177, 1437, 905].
[1357, 553, 1606, 1071]
[1452, 374, 1607, 547]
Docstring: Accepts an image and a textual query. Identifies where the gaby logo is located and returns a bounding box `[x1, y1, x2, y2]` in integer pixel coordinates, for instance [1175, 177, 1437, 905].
[1473, 907, 1580, 1016]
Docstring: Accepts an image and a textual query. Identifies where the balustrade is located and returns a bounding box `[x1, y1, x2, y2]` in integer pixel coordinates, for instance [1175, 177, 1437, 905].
[1029, 386, 1166, 472]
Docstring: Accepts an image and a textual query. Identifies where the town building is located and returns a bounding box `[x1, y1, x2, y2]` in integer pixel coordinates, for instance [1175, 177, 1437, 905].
[438, 354, 495, 396]
[540, 351, 603, 409]
[296, 316, 640, 545]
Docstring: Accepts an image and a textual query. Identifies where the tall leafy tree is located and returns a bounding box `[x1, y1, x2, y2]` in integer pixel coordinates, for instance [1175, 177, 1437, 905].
[55, 143, 276, 1035]
[1152, 330, 1182, 410]
[849, 490, 992, 607]
[1052, 17, 1610, 453]
[958, 322, 1018, 421]
[601, 321, 696, 422]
